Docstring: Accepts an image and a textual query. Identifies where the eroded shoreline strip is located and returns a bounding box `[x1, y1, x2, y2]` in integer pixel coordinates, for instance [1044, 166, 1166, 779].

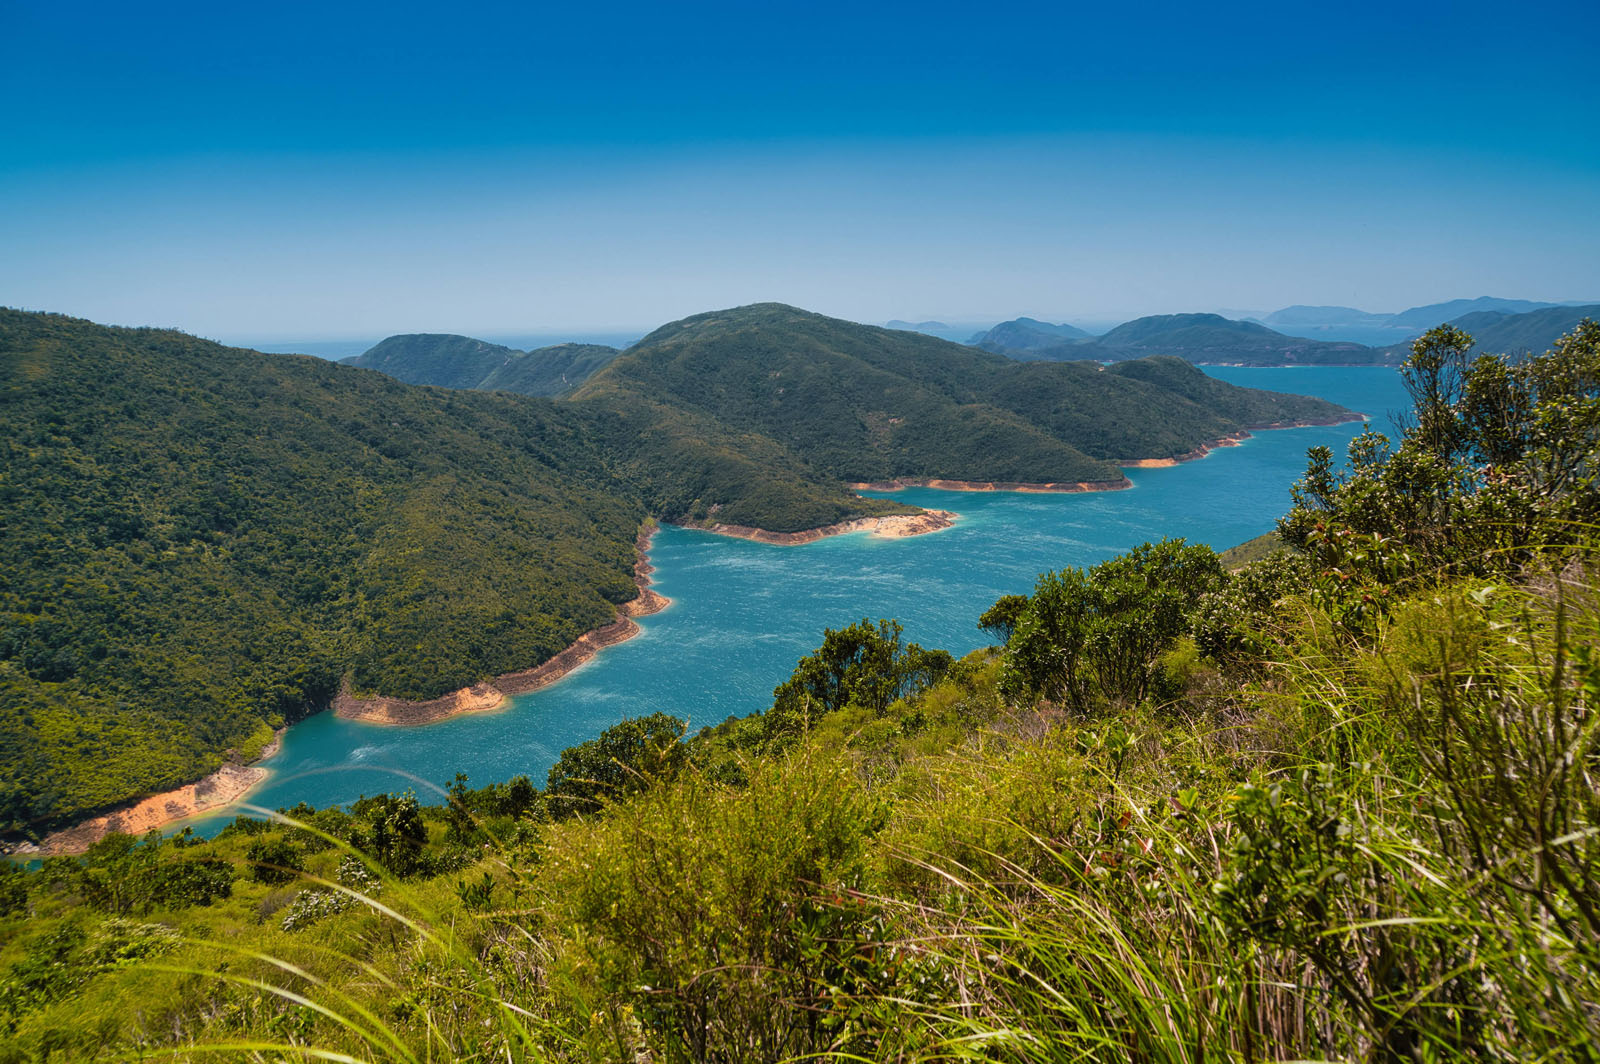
[19, 526, 673, 854]
[333, 524, 672, 726]
[24, 734, 284, 857]
[846, 478, 1131, 494]
[1119, 415, 1365, 468]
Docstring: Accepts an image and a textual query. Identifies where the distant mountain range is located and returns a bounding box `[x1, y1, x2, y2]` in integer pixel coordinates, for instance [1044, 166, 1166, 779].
[1377, 303, 1600, 360]
[972, 301, 1600, 367]
[1248, 297, 1595, 345]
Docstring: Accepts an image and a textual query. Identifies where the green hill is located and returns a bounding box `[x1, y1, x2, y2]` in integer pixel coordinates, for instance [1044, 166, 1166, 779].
[1385, 295, 1567, 330]
[575, 304, 1355, 478]
[970, 317, 1093, 355]
[1379, 304, 1600, 360]
[479, 343, 622, 396]
[342, 333, 524, 389]
[1090, 313, 1389, 365]
[345, 335, 623, 397]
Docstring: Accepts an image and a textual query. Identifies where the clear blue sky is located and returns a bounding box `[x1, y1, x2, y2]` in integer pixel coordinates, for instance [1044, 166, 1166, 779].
[4, 0, 1597, 339]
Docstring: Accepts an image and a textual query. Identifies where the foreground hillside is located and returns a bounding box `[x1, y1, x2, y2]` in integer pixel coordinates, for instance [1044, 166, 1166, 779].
[574, 304, 1354, 481]
[2, 322, 1594, 1062]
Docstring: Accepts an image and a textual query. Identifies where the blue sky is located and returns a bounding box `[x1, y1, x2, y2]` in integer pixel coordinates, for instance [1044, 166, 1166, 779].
[3, 0, 1597, 339]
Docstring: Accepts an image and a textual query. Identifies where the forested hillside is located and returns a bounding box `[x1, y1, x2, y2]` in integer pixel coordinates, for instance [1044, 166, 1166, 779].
[344, 334, 622, 396]
[575, 304, 1354, 480]
[0, 312, 664, 834]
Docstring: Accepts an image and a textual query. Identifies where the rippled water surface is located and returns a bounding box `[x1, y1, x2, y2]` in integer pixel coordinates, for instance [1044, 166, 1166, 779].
[218, 366, 1409, 822]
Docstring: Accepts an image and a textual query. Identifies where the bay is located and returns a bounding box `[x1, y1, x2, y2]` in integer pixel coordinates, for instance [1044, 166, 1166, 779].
[221, 366, 1410, 822]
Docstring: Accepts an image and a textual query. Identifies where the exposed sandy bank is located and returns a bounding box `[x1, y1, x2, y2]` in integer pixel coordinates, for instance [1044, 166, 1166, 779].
[333, 524, 670, 726]
[693, 508, 958, 546]
[847, 478, 1131, 493]
[25, 733, 283, 857]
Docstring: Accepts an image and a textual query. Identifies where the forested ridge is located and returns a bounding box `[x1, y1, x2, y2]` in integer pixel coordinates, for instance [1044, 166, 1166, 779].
[2, 303, 1351, 835]
[0, 321, 1595, 1062]
[575, 303, 1354, 481]
[344, 334, 624, 397]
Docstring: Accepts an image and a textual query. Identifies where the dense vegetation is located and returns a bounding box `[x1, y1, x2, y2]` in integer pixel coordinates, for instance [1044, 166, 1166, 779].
[0, 303, 1354, 838]
[345, 335, 623, 397]
[0, 311, 659, 834]
[1, 320, 1593, 1061]
[575, 303, 1353, 479]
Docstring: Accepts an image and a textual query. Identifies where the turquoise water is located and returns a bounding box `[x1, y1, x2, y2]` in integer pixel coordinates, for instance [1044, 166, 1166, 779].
[215, 366, 1410, 822]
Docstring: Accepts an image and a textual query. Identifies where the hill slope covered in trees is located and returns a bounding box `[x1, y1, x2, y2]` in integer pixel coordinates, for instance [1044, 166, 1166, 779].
[0, 311, 664, 834]
[574, 304, 1355, 481]
[344, 335, 623, 396]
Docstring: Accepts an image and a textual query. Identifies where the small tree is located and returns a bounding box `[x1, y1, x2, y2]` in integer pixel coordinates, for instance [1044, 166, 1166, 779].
[768, 619, 952, 739]
[546, 713, 688, 817]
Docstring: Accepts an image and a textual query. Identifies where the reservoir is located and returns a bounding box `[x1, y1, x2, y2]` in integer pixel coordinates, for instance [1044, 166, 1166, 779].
[229, 366, 1411, 818]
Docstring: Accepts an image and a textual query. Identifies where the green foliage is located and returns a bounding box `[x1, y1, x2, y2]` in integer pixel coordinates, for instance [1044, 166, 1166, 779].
[977, 592, 1029, 643]
[0, 555, 1595, 1061]
[0, 309, 647, 832]
[539, 749, 899, 1063]
[1000, 538, 1224, 710]
[545, 713, 688, 817]
[768, 618, 952, 740]
[364, 793, 427, 876]
[1281, 319, 1600, 585]
[243, 834, 303, 886]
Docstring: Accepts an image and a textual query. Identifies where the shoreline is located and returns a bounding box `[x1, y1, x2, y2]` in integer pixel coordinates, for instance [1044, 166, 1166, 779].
[21, 731, 284, 857]
[333, 523, 671, 726]
[13, 524, 672, 854]
[1120, 414, 1365, 469]
[846, 478, 1131, 494]
[690, 508, 959, 545]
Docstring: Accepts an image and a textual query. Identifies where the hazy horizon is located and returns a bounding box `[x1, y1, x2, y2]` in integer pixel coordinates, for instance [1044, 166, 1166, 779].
[5, 1, 1598, 339]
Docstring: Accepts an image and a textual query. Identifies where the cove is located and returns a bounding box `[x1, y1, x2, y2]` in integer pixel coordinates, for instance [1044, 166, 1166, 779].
[222, 366, 1411, 822]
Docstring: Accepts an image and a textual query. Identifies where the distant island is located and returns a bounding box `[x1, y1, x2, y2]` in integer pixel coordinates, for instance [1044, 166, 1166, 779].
[2, 302, 1356, 841]
[970, 299, 1600, 366]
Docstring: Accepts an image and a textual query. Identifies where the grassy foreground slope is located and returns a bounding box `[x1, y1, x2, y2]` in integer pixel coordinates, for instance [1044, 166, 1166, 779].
[575, 303, 1354, 478]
